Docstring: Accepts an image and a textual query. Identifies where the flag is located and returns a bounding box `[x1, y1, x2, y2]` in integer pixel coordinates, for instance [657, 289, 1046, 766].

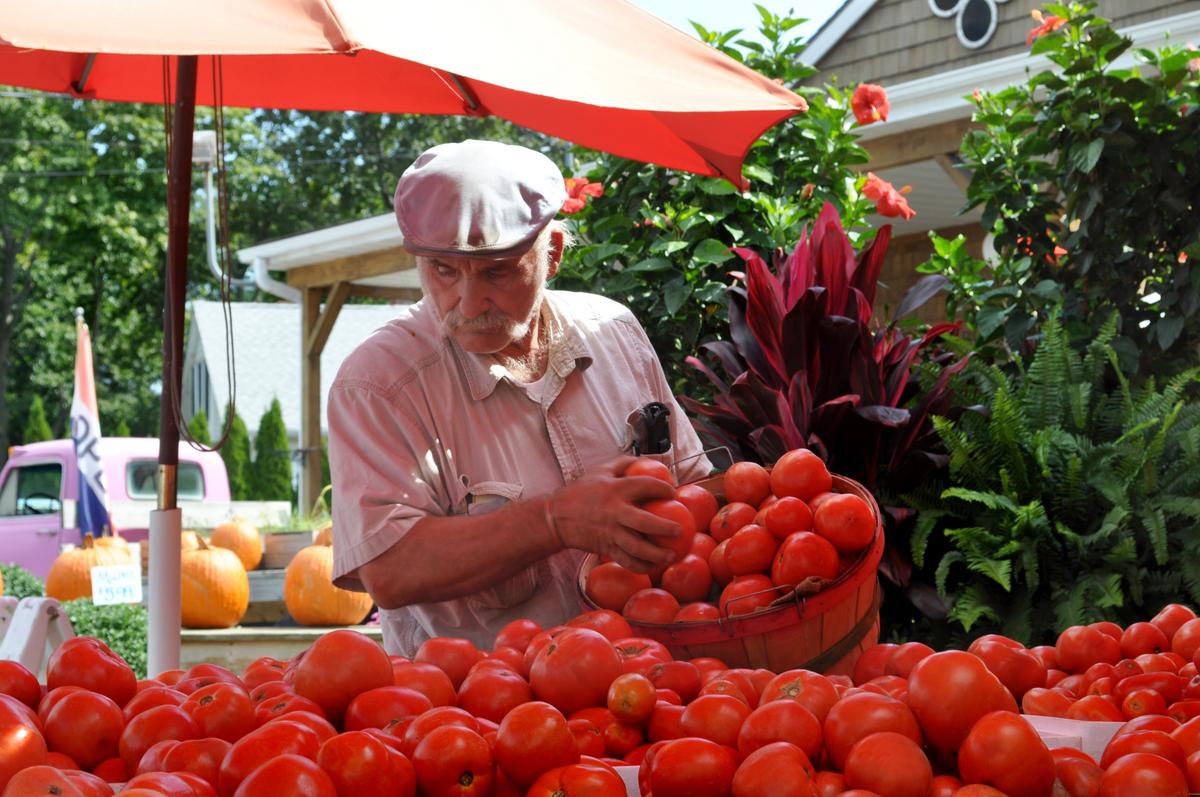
[70, 309, 110, 538]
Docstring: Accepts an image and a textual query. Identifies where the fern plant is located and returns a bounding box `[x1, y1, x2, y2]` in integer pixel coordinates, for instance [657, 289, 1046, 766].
[908, 313, 1200, 643]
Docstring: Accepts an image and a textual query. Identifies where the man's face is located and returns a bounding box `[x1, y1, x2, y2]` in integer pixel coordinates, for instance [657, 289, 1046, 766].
[418, 239, 552, 355]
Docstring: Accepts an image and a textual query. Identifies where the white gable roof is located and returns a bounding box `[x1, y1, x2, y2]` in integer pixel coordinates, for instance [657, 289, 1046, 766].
[185, 300, 406, 439]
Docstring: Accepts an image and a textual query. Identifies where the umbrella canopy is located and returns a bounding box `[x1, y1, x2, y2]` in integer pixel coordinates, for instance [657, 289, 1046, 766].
[0, 0, 806, 185]
[0, 0, 806, 675]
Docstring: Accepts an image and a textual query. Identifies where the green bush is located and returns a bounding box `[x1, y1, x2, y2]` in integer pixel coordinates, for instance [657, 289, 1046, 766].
[1, 563, 44, 599]
[22, 396, 53, 443]
[63, 598, 148, 678]
[221, 403, 252, 501]
[187, 409, 211, 446]
[250, 398, 293, 503]
[907, 313, 1200, 645]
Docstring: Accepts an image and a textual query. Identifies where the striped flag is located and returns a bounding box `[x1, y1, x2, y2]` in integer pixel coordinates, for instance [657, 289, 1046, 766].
[70, 309, 110, 538]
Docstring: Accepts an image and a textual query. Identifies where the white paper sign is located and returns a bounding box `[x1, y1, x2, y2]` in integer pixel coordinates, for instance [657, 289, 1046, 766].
[91, 564, 143, 606]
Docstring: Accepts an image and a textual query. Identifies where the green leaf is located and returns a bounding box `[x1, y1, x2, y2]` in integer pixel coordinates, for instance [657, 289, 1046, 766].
[697, 178, 738, 196]
[976, 305, 1010, 339]
[625, 257, 674, 273]
[941, 487, 1019, 514]
[663, 277, 694, 316]
[650, 240, 690, 256]
[741, 163, 775, 186]
[1156, 316, 1185, 351]
[692, 239, 734, 265]
[1071, 139, 1105, 174]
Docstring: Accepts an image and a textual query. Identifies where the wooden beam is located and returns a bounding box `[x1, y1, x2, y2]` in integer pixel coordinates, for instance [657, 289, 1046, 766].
[306, 281, 351, 358]
[299, 288, 322, 516]
[286, 246, 415, 289]
[858, 118, 981, 172]
[347, 285, 423, 302]
[934, 153, 973, 193]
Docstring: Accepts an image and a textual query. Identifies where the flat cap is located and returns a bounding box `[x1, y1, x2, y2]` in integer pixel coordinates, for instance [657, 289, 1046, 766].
[393, 139, 567, 259]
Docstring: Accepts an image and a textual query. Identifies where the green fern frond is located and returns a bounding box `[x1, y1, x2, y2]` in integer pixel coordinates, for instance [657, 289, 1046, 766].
[910, 510, 940, 569]
[941, 488, 1019, 514]
[1141, 508, 1169, 566]
[948, 583, 1002, 633]
[936, 551, 965, 596]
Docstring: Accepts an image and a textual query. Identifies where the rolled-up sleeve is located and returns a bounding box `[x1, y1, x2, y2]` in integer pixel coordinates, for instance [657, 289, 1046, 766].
[328, 380, 444, 592]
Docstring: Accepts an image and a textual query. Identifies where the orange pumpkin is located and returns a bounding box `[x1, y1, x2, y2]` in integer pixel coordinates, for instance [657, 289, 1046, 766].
[313, 524, 332, 546]
[92, 531, 134, 563]
[139, 529, 201, 573]
[181, 537, 249, 628]
[210, 519, 263, 571]
[284, 541, 372, 626]
[46, 534, 128, 602]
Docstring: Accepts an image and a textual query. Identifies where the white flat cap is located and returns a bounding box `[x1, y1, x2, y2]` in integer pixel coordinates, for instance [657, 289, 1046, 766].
[393, 139, 567, 259]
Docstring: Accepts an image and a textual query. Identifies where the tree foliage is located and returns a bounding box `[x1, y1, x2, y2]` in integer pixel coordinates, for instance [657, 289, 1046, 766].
[21, 395, 53, 443]
[250, 397, 292, 502]
[186, 409, 211, 446]
[220, 402, 252, 500]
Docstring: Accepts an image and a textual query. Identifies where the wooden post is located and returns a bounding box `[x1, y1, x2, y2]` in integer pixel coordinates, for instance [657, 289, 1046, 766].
[300, 287, 322, 516]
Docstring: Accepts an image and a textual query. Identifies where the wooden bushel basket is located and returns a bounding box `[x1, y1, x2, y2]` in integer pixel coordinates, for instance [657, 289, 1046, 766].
[577, 474, 884, 675]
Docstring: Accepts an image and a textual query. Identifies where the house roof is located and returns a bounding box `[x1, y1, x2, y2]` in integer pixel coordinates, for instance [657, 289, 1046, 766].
[187, 300, 406, 437]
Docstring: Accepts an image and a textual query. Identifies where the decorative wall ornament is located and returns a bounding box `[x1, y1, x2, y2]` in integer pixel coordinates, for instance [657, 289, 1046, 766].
[929, 0, 1013, 50]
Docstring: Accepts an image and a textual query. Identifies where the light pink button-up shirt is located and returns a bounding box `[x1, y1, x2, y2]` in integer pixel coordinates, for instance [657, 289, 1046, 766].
[328, 289, 710, 655]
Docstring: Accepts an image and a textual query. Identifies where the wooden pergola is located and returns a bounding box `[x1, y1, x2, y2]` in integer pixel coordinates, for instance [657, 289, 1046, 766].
[236, 213, 420, 513]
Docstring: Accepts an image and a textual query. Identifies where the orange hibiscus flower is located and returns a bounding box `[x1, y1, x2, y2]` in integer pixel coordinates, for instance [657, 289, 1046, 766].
[862, 172, 916, 220]
[851, 83, 889, 126]
[561, 177, 603, 214]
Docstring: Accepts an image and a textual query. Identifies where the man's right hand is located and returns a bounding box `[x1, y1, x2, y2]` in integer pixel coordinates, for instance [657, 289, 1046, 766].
[546, 458, 683, 573]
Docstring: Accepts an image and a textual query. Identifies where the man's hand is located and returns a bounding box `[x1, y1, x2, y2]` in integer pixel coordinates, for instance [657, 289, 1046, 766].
[547, 458, 683, 573]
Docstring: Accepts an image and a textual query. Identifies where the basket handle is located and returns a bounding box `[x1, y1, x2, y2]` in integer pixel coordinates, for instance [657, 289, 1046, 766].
[718, 582, 802, 627]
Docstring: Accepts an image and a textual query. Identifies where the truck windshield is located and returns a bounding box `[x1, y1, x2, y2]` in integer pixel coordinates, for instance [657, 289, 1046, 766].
[0, 462, 63, 516]
[126, 460, 205, 501]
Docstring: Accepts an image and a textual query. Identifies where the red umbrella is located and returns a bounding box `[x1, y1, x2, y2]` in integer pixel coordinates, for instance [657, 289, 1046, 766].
[0, 0, 806, 674]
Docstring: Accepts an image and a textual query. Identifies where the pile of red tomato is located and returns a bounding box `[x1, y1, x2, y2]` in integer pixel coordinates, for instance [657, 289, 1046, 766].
[584, 451, 877, 625]
[4, 602, 1200, 796]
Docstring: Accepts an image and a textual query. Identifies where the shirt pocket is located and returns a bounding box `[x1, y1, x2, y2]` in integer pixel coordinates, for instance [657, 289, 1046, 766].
[460, 480, 543, 611]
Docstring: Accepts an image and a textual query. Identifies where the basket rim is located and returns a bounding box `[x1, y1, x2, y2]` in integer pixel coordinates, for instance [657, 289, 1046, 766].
[577, 472, 885, 644]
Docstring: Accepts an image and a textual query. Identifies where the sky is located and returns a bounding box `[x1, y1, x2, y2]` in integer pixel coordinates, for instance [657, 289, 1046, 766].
[627, 0, 845, 44]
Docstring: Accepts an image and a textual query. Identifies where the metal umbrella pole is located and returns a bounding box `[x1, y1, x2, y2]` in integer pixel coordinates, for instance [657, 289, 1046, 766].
[149, 55, 198, 677]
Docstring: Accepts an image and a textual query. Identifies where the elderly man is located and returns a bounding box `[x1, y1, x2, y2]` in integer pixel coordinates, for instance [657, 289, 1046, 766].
[328, 139, 710, 655]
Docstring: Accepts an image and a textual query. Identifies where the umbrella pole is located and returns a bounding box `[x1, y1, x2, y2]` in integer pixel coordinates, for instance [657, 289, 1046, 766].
[149, 54, 198, 677]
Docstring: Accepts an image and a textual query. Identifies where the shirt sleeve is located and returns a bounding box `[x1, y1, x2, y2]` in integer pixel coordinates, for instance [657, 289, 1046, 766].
[327, 380, 445, 592]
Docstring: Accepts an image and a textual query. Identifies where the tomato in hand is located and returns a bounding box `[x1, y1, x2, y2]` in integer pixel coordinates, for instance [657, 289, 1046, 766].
[676, 485, 719, 533]
[585, 563, 653, 613]
[624, 458, 675, 485]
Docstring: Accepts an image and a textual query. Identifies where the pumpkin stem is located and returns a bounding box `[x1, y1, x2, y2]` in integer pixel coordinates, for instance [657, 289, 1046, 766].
[195, 535, 209, 551]
[82, 532, 95, 549]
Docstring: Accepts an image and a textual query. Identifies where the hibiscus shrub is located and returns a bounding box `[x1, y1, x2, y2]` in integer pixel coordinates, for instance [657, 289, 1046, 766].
[959, 1, 1200, 377]
[555, 9, 916, 393]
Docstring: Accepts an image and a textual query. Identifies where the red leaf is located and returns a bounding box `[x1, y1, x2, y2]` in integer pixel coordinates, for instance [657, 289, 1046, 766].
[743, 253, 788, 384]
[853, 225, 891, 310]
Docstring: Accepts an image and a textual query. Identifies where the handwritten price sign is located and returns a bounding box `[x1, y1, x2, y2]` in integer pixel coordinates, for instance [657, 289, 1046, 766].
[91, 564, 143, 606]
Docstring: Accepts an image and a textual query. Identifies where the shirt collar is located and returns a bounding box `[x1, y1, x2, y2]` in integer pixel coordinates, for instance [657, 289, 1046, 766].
[451, 291, 594, 401]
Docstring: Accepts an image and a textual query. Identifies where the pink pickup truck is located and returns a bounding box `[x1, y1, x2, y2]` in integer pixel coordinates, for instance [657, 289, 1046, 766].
[0, 437, 231, 578]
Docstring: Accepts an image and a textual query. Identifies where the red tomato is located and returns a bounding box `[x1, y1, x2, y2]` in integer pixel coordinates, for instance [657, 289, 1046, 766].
[1124, 688, 1169, 719]
[400, 706, 479, 757]
[411, 725, 494, 797]
[63, 770, 113, 797]
[884, 642, 934, 679]
[675, 602, 721, 622]
[118, 704, 198, 774]
[812, 494, 874, 553]
[843, 731, 932, 797]
[1123, 622, 1171, 658]
[1152, 604, 1197, 642]
[457, 669, 532, 724]
[1054, 755, 1102, 797]
[1171, 716, 1200, 756]
[970, 639, 1047, 700]
[1099, 752, 1189, 797]
[231, 753, 336, 797]
[736, 699, 821, 762]
[253, 692, 326, 726]
[770, 532, 837, 587]
[317, 730, 411, 797]
[647, 704, 685, 742]
[3, 765, 82, 797]
[719, 575, 776, 617]
[344, 686, 434, 731]
[123, 686, 186, 722]
[622, 589, 680, 625]
[0, 661, 41, 709]
[1066, 694, 1125, 722]
[218, 719, 322, 796]
[607, 673, 656, 726]
[851, 644, 897, 686]
[568, 610, 633, 644]
[613, 638, 672, 674]
[182, 682, 255, 743]
[160, 737, 230, 792]
[1172, 619, 1200, 661]
[646, 661, 702, 704]
[0, 716, 48, 792]
[44, 689, 123, 771]
[287, 629, 393, 725]
[724, 462, 771, 507]
[731, 741, 817, 797]
[709, 503, 757, 544]
[906, 650, 1017, 756]
[812, 770, 846, 797]
[822, 690, 922, 771]
[1114, 672, 1184, 704]
[708, 540, 735, 586]
[644, 499, 697, 562]
[569, 718, 605, 757]
[126, 770, 209, 796]
[1022, 687, 1075, 718]
[585, 563, 653, 613]
[769, 449, 831, 502]
[958, 710, 1055, 797]
[392, 662, 457, 708]
[761, 497, 813, 541]
[650, 737, 738, 797]
[660, 555, 713, 604]
[494, 701, 579, 787]
[602, 721, 642, 757]
[690, 533, 718, 562]
[46, 637, 137, 708]
[679, 694, 751, 748]
[722, 525, 776, 576]
[530, 629, 623, 716]
[414, 637, 484, 692]
[930, 774, 964, 797]
[625, 458, 675, 485]
[676, 485, 719, 533]
[759, 670, 838, 724]
[266, 709, 336, 744]
[528, 761, 626, 797]
[494, 618, 543, 653]
[241, 657, 286, 690]
[1101, 730, 1187, 771]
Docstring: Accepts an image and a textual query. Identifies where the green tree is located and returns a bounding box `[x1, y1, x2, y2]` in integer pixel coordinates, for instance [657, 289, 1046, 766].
[113, 419, 131, 437]
[186, 409, 211, 446]
[21, 395, 52, 443]
[250, 398, 292, 502]
[221, 403, 252, 500]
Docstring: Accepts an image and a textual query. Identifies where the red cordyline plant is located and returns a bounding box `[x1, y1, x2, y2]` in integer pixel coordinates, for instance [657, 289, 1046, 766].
[680, 203, 970, 587]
